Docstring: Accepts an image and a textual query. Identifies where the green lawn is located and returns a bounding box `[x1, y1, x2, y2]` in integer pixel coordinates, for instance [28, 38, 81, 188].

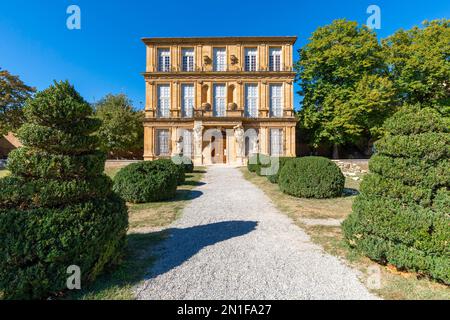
[67, 167, 206, 300]
[241, 168, 450, 300]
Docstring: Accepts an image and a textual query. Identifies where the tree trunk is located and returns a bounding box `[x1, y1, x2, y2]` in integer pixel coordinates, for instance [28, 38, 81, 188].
[332, 143, 339, 159]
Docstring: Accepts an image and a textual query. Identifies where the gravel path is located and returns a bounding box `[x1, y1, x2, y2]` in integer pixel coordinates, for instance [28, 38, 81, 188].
[135, 166, 378, 300]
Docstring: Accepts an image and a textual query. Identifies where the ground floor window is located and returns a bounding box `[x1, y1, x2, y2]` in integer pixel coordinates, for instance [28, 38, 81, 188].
[270, 128, 283, 156]
[182, 129, 193, 157]
[245, 129, 259, 156]
[156, 129, 170, 156]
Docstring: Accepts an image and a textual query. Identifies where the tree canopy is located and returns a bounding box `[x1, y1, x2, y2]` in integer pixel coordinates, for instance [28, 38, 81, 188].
[94, 94, 144, 158]
[295, 19, 396, 151]
[382, 19, 450, 116]
[0, 69, 35, 135]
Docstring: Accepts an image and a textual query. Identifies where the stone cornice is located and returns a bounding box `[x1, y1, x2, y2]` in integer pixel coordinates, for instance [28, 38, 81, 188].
[142, 36, 297, 45]
[142, 71, 296, 81]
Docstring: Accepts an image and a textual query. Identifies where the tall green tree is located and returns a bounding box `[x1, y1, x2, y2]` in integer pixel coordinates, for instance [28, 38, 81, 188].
[0, 69, 35, 135]
[382, 19, 450, 116]
[295, 19, 396, 156]
[94, 94, 144, 158]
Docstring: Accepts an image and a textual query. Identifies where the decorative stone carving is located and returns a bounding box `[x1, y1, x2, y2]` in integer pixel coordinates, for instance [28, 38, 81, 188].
[176, 136, 183, 155]
[203, 55, 211, 65]
[230, 54, 238, 65]
[202, 102, 211, 111]
[193, 123, 204, 156]
[228, 102, 238, 111]
[233, 124, 245, 158]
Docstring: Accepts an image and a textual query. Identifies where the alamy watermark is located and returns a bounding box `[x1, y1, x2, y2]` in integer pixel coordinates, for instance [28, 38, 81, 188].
[366, 5, 381, 30]
[66, 265, 81, 290]
[66, 5, 81, 30]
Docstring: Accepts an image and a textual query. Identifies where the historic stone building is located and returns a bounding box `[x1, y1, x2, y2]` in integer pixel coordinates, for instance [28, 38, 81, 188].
[142, 36, 297, 165]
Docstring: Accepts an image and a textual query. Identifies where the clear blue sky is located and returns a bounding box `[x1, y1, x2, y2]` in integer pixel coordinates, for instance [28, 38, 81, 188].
[1, 0, 449, 110]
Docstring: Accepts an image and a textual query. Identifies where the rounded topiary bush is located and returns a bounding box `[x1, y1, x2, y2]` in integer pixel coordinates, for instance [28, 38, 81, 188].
[172, 155, 194, 173]
[278, 156, 345, 198]
[113, 160, 178, 203]
[267, 157, 295, 183]
[247, 153, 271, 175]
[153, 158, 185, 185]
[0, 81, 128, 299]
[343, 106, 450, 284]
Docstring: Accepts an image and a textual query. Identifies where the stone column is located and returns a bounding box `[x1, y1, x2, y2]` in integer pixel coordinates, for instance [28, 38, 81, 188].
[193, 121, 204, 165]
[233, 123, 245, 165]
[143, 126, 154, 160]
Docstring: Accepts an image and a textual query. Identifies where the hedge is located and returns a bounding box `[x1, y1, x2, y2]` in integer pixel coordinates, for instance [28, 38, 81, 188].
[171, 155, 194, 173]
[267, 157, 295, 183]
[375, 132, 449, 161]
[16, 124, 99, 155]
[0, 194, 128, 299]
[278, 156, 345, 198]
[0, 175, 112, 209]
[152, 158, 186, 185]
[0, 81, 128, 299]
[113, 161, 178, 203]
[7, 147, 106, 180]
[369, 154, 450, 188]
[343, 106, 450, 284]
[247, 153, 272, 176]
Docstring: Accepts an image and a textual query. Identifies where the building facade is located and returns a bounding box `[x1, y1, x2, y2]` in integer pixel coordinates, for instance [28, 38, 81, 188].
[142, 36, 297, 165]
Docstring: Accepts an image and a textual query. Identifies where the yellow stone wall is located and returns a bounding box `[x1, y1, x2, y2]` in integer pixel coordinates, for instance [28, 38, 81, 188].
[142, 36, 297, 164]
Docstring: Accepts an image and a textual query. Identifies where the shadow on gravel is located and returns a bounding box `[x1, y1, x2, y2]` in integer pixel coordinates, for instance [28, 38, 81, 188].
[144, 220, 258, 280]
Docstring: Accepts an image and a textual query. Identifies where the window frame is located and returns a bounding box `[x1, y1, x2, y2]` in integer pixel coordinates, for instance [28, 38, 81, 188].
[155, 129, 170, 156]
[181, 83, 195, 118]
[269, 83, 284, 117]
[213, 83, 227, 117]
[213, 47, 227, 71]
[244, 83, 259, 118]
[268, 47, 282, 71]
[157, 48, 171, 72]
[270, 128, 284, 156]
[181, 48, 195, 72]
[244, 47, 258, 72]
[157, 84, 171, 118]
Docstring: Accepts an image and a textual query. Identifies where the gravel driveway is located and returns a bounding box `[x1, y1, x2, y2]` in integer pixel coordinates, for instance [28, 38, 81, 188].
[135, 166, 378, 300]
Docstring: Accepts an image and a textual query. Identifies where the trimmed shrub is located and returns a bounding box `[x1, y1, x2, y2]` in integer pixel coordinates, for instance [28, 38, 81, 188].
[267, 157, 295, 183]
[171, 155, 194, 173]
[0, 81, 128, 299]
[153, 158, 185, 185]
[247, 153, 271, 175]
[278, 156, 345, 198]
[113, 161, 178, 203]
[247, 154, 259, 172]
[343, 107, 450, 284]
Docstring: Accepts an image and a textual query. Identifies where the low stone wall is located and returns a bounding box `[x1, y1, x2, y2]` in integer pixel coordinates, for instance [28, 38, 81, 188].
[332, 159, 369, 181]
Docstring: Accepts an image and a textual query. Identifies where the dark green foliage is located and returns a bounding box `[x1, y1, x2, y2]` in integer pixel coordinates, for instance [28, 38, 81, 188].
[93, 94, 144, 158]
[16, 124, 99, 154]
[0, 194, 128, 300]
[113, 161, 178, 203]
[0, 175, 112, 209]
[266, 157, 295, 183]
[0, 81, 128, 299]
[7, 147, 106, 179]
[171, 155, 194, 173]
[278, 156, 345, 198]
[0, 69, 36, 135]
[247, 153, 271, 175]
[153, 158, 185, 185]
[247, 154, 259, 172]
[343, 107, 450, 284]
